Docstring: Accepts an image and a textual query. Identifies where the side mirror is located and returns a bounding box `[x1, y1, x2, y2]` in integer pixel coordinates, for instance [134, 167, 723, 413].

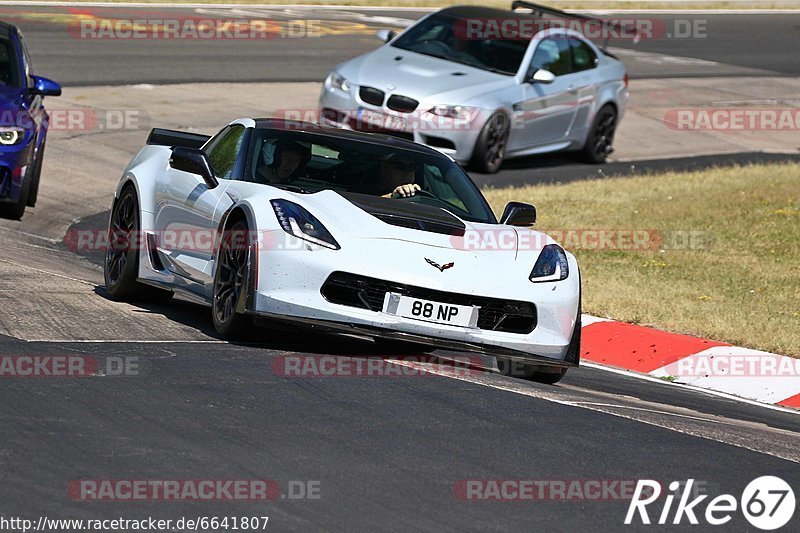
[169, 146, 218, 189]
[30, 75, 61, 97]
[527, 69, 556, 84]
[500, 201, 537, 226]
[376, 29, 397, 43]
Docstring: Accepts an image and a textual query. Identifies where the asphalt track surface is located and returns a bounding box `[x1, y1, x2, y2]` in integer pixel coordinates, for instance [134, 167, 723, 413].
[0, 5, 799, 531]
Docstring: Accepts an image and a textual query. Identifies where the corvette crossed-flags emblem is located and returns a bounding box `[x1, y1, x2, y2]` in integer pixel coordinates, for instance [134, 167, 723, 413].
[425, 258, 454, 272]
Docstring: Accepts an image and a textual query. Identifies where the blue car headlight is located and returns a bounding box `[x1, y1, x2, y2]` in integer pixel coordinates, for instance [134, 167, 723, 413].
[0, 128, 25, 146]
[271, 199, 340, 250]
[529, 244, 569, 282]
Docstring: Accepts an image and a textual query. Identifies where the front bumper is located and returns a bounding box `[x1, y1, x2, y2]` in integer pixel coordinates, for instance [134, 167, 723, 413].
[252, 232, 581, 366]
[318, 86, 483, 164]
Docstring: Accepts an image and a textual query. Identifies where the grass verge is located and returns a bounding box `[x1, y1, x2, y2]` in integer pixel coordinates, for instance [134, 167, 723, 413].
[482, 162, 800, 357]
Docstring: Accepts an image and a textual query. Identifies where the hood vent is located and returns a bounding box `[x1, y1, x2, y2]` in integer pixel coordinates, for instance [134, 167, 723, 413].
[343, 192, 466, 236]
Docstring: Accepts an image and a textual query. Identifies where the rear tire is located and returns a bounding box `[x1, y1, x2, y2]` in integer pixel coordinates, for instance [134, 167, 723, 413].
[580, 104, 617, 163]
[211, 219, 253, 339]
[470, 112, 510, 174]
[103, 185, 172, 301]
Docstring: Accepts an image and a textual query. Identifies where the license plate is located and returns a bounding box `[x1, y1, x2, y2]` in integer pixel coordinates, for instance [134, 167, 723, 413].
[357, 108, 408, 131]
[383, 293, 478, 328]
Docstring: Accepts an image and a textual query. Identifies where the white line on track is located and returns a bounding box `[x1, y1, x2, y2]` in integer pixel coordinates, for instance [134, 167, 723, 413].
[0, 258, 97, 287]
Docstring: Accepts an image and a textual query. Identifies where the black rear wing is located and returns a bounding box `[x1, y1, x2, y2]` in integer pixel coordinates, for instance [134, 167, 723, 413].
[510, 1, 640, 50]
[146, 128, 211, 150]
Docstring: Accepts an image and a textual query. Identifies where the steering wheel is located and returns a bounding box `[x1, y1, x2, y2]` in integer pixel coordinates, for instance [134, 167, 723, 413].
[423, 40, 452, 55]
[405, 189, 437, 199]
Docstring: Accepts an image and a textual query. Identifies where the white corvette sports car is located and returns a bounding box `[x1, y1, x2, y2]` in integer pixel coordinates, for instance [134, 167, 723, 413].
[104, 119, 581, 383]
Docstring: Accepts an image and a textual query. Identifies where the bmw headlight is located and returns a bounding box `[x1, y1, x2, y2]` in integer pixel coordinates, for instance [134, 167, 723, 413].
[271, 199, 340, 250]
[428, 105, 478, 120]
[327, 72, 350, 94]
[529, 244, 569, 282]
[0, 128, 25, 146]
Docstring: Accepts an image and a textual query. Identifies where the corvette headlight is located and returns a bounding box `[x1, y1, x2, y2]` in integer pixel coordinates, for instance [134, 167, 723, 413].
[271, 199, 340, 250]
[0, 128, 24, 146]
[529, 244, 569, 282]
[428, 105, 478, 120]
[327, 72, 350, 94]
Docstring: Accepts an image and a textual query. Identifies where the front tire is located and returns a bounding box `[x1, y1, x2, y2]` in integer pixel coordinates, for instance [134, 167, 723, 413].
[580, 104, 617, 163]
[211, 219, 253, 339]
[0, 170, 30, 220]
[470, 112, 510, 174]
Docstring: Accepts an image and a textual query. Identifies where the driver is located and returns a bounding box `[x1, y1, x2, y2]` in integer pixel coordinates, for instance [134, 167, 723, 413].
[373, 155, 420, 198]
[255, 139, 311, 185]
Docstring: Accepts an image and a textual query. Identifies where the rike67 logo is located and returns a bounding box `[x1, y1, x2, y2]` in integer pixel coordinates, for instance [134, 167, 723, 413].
[626, 477, 795, 530]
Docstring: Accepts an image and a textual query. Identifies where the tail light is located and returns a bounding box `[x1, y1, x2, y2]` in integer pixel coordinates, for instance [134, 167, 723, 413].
[624, 73, 629, 89]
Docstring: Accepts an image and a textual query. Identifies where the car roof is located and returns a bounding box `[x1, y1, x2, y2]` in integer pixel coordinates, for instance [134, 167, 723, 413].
[439, 5, 533, 20]
[437, 5, 592, 38]
[250, 118, 450, 158]
[0, 21, 17, 38]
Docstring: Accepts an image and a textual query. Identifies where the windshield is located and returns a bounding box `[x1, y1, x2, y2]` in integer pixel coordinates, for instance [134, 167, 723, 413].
[245, 129, 497, 224]
[391, 13, 528, 75]
[0, 38, 20, 87]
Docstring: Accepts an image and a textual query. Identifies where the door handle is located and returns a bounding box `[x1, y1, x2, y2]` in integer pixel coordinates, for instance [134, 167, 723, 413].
[567, 85, 578, 94]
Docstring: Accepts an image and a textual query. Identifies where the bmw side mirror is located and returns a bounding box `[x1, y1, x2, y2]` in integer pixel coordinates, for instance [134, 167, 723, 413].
[376, 29, 397, 43]
[500, 202, 537, 226]
[528, 69, 556, 84]
[169, 146, 218, 189]
[30, 75, 61, 97]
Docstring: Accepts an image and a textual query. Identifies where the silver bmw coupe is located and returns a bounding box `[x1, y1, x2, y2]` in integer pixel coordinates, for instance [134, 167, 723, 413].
[319, 2, 630, 173]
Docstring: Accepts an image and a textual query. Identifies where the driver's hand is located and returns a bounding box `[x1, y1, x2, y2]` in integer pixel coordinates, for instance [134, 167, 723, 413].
[390, 184, 421, 198]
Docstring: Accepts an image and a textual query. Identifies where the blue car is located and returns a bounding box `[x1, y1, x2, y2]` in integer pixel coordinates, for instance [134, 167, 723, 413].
[0, 21, 60, 220]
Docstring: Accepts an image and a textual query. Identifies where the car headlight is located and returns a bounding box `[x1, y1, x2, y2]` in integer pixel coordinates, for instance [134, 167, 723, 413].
[0, 128, 25, 146]
[428, 105, 478, 120]
[529, 244, 569, 282]
[327, 72, 350, 94]
[271, 199, 340, 250]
